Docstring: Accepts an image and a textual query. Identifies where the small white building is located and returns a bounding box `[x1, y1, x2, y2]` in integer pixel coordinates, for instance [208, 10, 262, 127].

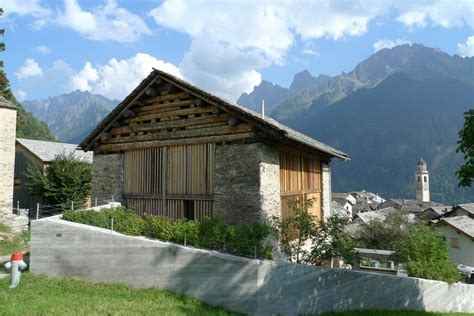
[434, 216, 474, 267]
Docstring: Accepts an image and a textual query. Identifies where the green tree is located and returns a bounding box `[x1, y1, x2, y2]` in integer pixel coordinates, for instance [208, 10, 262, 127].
[355, 211, 414, 250]
[25, 153, 92, 211]
[271, 198, 353, 265]
[394, 224, 460, 283]
[456, 109, 474, 187]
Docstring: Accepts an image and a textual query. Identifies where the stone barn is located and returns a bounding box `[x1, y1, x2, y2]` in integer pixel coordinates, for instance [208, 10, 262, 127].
[80, 69, 348, 224]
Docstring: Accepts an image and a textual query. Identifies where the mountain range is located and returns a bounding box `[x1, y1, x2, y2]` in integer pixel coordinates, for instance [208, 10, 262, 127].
[238, 44, 474, 204]
[22, 90, 118, 143]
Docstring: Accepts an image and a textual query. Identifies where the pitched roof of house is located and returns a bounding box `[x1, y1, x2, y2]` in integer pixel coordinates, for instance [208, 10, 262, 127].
[331, 201, 351, 219]
[355, 207, 417, 224]
[79, 69, 349, 160]
[436, 216, 474, 239]
[379, 199, 440, 213]
[422, 206, 452, 216]
[16, 138, 93, 163]
[0, 96, 17, 110]
[455, 203, 474, 215]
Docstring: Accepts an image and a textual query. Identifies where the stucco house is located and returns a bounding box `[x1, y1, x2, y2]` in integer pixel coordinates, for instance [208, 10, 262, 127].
[435, 216, 474, 267]
[79, 69, 348, 225]
[14, 138, 93, 213]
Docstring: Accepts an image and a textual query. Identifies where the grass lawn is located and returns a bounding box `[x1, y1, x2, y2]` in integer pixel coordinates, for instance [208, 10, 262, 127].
[0, 273, 237, 315]
[322, 311, 473, 316]
[0, 223, 29, 257]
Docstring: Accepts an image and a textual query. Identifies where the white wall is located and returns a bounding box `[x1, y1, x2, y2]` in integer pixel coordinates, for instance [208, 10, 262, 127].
[435, 225, 474, 267]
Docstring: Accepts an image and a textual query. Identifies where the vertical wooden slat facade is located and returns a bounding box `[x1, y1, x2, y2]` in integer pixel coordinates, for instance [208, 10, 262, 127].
[279, 151, 322, 220]
[123, 143, 215, 220]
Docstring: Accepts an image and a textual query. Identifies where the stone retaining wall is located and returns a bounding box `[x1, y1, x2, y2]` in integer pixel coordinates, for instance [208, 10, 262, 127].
[91, 154, 124, 203]
[31, 217, 474, 315]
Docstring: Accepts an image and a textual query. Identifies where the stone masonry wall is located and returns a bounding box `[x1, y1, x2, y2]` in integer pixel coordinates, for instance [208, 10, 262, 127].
[321, 162, 332, 219]
[0, 107, 16, 210]
[214, 143, 280, 225]
[91, 154, 124, 203]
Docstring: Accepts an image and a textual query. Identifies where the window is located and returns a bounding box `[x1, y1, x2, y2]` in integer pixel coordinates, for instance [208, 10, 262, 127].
[424, 176, 427, 183]
[14, 178, 21, 187]
[184, 200, 195, 220]
[450, 238, 460, 249]
[417, 176, 421, 183]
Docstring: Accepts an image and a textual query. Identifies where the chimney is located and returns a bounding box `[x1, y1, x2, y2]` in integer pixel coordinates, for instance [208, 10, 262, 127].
[260, 99, 265, 119]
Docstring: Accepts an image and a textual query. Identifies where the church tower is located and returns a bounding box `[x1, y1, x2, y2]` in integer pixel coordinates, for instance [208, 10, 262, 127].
[415, 158, 430, 202]
[0, 96, 17, 211]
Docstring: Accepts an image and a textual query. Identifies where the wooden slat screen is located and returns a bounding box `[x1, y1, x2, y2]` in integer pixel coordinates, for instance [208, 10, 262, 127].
[280, 151, 322, 220]
[123, 143, 215, 220]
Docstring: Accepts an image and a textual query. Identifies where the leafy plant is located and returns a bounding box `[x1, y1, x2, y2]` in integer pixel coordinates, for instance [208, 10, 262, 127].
[394, 224, 461, 283]
[147, 215, 174, 240]
[456, 109, 474, 187]
[26, 153, 91, 211]
[197, 216, 234, 251]
[171, 220, 199, 246]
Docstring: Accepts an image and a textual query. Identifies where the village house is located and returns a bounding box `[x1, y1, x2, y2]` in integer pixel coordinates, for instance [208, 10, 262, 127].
[434, 216, 474, 267]
[79, 69, 349, 224]
[13, 138, 93, 213]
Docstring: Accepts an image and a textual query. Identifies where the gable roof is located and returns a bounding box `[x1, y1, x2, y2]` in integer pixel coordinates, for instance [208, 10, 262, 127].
[79, 69, 349, 160]
[355, 207, 416, 224]
[436, 216, 474, 239]
[0, 96, 17, 110]
[455, 203, 474, 215]
[16, 138, 93, 163]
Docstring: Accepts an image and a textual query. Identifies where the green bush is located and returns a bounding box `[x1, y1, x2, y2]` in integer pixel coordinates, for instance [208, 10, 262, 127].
[197, 217, 234, 251]
[171, 220, 199, 246]
[64, 209, 273, 259]
[147, 216, 174, 240]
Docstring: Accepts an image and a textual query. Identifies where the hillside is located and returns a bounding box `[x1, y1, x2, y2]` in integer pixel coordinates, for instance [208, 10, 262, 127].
[298, 73, 474, 203]
[237, 44, 474, 203]
[23, 90, 117, 143]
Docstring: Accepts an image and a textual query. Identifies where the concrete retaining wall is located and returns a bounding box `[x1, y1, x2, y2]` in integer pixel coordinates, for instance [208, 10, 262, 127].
[31, 217, 474, 315]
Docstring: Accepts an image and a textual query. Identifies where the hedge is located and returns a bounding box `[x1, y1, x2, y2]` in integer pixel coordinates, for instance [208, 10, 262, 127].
[62, 207, 273, 260]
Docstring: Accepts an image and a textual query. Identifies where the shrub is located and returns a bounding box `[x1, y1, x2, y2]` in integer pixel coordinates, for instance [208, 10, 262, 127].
[112, 210, 146, 236]
[171, 220, 199, 246]
[229, 222, 273, 259]
[197, 217, 234, 251]
[147, 216, 174, 240]
[394, 224, 461, 283]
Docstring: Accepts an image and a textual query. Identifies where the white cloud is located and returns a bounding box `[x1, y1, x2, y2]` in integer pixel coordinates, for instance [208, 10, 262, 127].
[57, 0, 151, 42]
[68, 53, 181, 100]
[457, 36, 474, 57]
[34, 45, 52, 55]
[2, 0, 52, 29]
[301, 49, 320, 57]
[395, 0, 474, 29]
[180, 39, 269, 101]
[15, 58, 43, 80]
[16, 91, 28, 102]
[373, 39, 411, 52]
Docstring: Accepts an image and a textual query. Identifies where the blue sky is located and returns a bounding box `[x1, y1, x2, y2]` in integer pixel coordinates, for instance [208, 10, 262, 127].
[1, 0, 473, 102]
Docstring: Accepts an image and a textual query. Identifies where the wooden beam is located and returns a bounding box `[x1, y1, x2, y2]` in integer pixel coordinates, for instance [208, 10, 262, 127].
[143, 92, 189, 104]
[100, 132, 112, 141]
[128, 105, 212, 123]
[212, 106, 222, 115]
[123, 193, 214, 201]
[194, 99, 204, 107]
[104, 123, 253, 144]
[122, 109, 135, 119]
[135, 99, 194, 113]
[111, 113, 230, 135]
[159, 83, 174, 94]
[99, 132, 253, 152]
[145, 87, 158, 97]
[227, 116, 239, 126]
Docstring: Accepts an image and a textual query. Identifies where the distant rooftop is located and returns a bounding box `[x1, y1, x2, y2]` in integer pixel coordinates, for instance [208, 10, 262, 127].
[437, 216, 474, 238]
[455, 203, 474, 215]
[0, 96, 16, 110]
[355, 207, 416, 224]
[16, 138, 93, 163]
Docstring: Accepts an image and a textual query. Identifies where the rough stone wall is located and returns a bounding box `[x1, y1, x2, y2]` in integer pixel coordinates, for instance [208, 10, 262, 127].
[321, 162, 331, 220]
[31, 217, 474, 315]
[214, 143, 280, 225]
[91, 154, 124, 203]
[0, 107, 16, 210]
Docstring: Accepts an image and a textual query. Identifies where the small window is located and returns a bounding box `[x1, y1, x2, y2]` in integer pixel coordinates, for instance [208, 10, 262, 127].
[417, 176, 421, 183]
[424, 176, 427, 183]
[184, 200, 195, 221]
[450, 238, 460, 249]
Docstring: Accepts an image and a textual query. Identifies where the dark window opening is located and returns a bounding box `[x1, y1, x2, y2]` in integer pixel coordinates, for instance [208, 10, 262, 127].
[417, 176, 421, 183]
[424, 176, 427, 183]
[184, 200, 195, 220]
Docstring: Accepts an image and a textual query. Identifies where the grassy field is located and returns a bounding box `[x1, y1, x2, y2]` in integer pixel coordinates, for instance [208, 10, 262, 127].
[0, 273, 236, 315]
[0, 223, 29, 257]
[0, 273, 471, 315]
